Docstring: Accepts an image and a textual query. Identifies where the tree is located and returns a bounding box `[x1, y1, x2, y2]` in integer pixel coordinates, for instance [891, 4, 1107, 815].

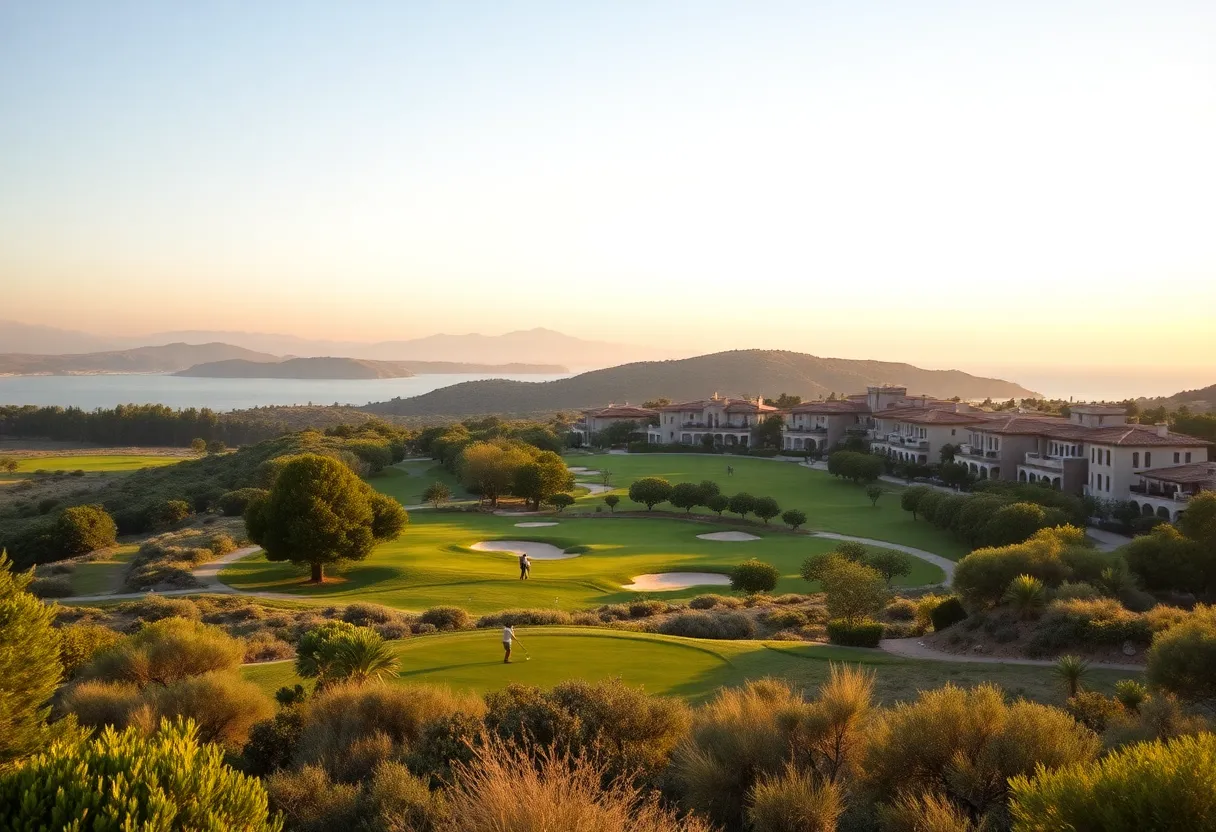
[706, 494, 729, 516]
[899, 485, 933, 520]
[0, 457, 18, 473]
[1054, 655, 1090, 699]
[190, 437, 207, 454]
[800, 552, 847, 584]
[1146, 604, 1216, 703]
[820, 560, 889, 623]
[81, 617, 245, 686]
[598, 420, 639, 447]
[782, 509, 807, 530]
[728, 492, 757, 520]
[151, 498, 192, 528]
[834, 541, 868, 562]
[422, 481, 451, 509]
[513, 452, 575, 510]
[604, 494, 620, 513]
[458, 441, 532, 507]
[217, 487, 269, 517]
[701, 434, 716, 450]
[206, 439, 227, 454]
[864, 550, 912, 586]
[730, 559, 780, 594]
[938, 461, 972, 489]
[326, 628, 399, 686]
[670, 482, 705, 514]
[629, 477, 673, 511]
[0, 719, 282, 831]
[865, 485, 883, 507]
[698, 480, 721, 500]
[54, 504, 117, 556]
[984, 502, 1048, 547]
[753, 415, 785, 450]
[753, 496, 781, 524]
[939, 443, 959, 464]
[0, 552, 63, 767]
[245, 454, 408, 583]
[546, 493, 575, 512]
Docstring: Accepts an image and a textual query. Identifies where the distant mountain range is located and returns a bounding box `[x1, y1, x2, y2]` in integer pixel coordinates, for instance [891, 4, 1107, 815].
[1137, 383, 1216, 413]
[361, 349, 1042, 418]
[0, 321, 666, 369]
[177, 357, 567, 379]
[0, 343, 278, 375]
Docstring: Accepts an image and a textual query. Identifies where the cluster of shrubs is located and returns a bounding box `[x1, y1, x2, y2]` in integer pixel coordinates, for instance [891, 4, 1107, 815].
[826, 450, 885, 484]
[625, 477, 792, 525]
[900, 485, 1080, 548]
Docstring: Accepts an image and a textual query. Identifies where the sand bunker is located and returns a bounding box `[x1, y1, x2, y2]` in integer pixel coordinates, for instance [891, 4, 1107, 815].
[515, 522, 559, 528]
[623, 572, 732, 591]
[470, 540, 579, 560]
[581, 483, 611, 495]
[696, 531, 762, 542]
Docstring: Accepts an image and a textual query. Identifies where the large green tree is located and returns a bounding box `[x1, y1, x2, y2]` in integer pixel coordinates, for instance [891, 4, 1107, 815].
[245, 454, 408, 583]
[513, 451, 574, 510]
[54, 504, 117, 556]
[0, 552, 64, 767]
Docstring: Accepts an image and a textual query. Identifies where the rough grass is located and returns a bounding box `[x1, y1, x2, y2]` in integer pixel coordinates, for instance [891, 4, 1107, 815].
[7, 455, 184, 475]
[240, 627, 1136, 707]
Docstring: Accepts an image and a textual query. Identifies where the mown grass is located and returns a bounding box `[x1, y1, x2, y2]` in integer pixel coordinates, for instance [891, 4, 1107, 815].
[369, 461, 475, 505]
[69, 543, 140, 595]
[240, 626, 1134, 706]
[8, 454, 183, 475]
[563, 453, 969, 559]
[220, 512, 945, 613]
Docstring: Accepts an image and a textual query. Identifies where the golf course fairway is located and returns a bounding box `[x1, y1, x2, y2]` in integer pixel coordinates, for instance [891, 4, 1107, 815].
[241, 627, 1132, 705]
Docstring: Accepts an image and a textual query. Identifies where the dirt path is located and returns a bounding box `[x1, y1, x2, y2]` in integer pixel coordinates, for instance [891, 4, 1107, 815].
[880, 636, 1143, 671]
[56, 546, 287, 604]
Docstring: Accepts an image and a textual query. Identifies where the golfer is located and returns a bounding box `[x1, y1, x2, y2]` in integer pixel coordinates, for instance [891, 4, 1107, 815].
[502, 624, 521, 663]
[518, 552, 531, 580]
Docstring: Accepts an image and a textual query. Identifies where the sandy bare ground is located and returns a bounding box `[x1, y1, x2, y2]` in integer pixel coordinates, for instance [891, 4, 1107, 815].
[696, 531, 762, 542]
[623, 572, 732, 591]
[515, 522, 559, 528]
[469, 540, 579, 560]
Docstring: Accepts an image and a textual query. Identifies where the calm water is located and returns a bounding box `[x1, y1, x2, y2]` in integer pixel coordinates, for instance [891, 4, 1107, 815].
[0, 373, 573, 412]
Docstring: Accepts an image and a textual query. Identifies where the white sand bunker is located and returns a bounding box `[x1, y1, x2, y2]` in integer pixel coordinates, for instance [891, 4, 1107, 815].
[581, 483, 611, 495]
[624, 573, 732, 591]
[567, 466, 592, 473]
[515, 522, 559, 528]
[470, 540, 579, 560]
[696, 531, 762, 542]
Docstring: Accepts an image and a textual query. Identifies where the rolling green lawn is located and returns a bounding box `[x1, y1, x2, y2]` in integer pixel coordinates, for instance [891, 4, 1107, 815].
[69, 543, 140, 595]
[8, 454, 183, 475]
[563, 453, 969, 559]
[241, 627, 1134, 706]
[369, 462, 475, 505]
[220, 511, 945, 613]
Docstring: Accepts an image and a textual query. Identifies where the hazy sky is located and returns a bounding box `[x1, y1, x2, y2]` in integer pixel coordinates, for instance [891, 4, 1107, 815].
[2, 1, 1214, 375]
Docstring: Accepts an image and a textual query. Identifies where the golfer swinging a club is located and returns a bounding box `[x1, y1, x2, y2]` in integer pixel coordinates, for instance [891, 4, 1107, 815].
[502, 624, 523, 663]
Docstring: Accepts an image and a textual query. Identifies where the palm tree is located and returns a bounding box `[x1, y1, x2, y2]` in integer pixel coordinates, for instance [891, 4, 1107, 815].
[1002, 574, 1046, 619]
[331, 629, 399, 685]
[1054, 655, 1090, 699]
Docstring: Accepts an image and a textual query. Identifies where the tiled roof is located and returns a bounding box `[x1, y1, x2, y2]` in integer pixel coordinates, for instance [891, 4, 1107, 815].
[584, 405, 658, 419]
[1138, 462, 1216, 485]
[968, 415, 1074, 436]
[1081, 425, 1211, 448]
[658, 398, 775, 413]
[969, 418, 1212, 448]
[872, 406, 992, 426]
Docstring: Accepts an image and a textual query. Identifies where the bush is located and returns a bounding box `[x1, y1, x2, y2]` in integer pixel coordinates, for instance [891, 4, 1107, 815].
[81, 617, 244, 686]
[630, 600, 669, 618]
[28, 575, 73, 598]
[419, 605, 472, 631]
[58, 623, 123, 678]
[60, 679, 144, 729]
[629, 477, 673, 510]
[781, 509, 807, 530]
[266, 764, 359, 832]
[116, 594, 201, 622]
[1064, 690, 1124, 733]
[688, 594, 742, 610]
[753, 496, 781, 524]
[984, 502, 1049, 546]
[341, 601, 401, 627]
[477, 608, 572, 627]
[217, 487, 270, 517]
[658, 611, 756, 640]
[826, 619, 883, 647]
[899, 485, 935, 520]
[820, 560, 889, 624]
[243, 708, 305, 776]
[1040, 598, 1152, 646]
[54, 504, 117, 556]
[929, 597, 968, 631]
[746, 764, 842, 832]
[883, 598, 917, 622]
[1054, 581, 1102, 601]
[952, 526, 1079, 607]
[360, 760, 449, 832]
[0, 719, 280, 831]
[146, 670, 275, 749]
[764, 608, 809, 631]
[1146, 604, 1216, 703]
[1008, 732, 1216, 830]
[731, 559, 780, 594]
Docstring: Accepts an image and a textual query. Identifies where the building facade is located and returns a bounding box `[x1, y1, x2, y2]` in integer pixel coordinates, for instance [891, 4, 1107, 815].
[647, 395, 777, 447]
[572, 405, 658, 444]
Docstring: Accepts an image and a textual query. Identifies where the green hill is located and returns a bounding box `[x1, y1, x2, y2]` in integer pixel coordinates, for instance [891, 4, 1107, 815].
[361, 349, 1041, 417]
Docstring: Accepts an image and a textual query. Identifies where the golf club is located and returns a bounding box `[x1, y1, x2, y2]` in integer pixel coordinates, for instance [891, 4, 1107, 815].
[518, 639, 532, 661]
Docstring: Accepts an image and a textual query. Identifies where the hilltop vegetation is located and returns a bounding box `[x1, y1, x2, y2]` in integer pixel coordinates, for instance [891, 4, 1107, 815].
[363, 349, 1040, 418]
[0, 342, 278, 375]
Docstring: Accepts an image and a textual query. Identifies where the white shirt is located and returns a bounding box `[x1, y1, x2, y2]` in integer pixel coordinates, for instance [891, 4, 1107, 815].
[502, 626, 514, 644]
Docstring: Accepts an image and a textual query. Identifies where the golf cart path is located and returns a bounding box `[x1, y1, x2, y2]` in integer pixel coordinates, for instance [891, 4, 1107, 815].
[810, 532, 955, 584]
[55, 546, 302, 604]
[880, 637, 1143, 671]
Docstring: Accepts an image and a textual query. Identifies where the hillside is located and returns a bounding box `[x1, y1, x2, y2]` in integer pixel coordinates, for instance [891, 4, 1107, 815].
[1137, 382, 1216, 413]
[0, 342, 278, 375]
[361, 349, 1041, 418]
[177, 357, 568, 378]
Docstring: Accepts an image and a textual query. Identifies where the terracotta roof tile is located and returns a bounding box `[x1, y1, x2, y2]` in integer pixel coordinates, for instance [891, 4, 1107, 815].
[1138, 462, 1216, 485]
[584, 405, 658, 419]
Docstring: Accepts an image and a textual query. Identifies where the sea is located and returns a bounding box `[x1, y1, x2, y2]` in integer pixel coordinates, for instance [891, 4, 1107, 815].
[0, 373, 574, 412]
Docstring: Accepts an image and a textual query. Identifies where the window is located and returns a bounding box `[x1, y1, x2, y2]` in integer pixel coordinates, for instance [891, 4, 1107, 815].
[1186, 453, 1192, 463]
[1145, 452, 1151, 467]
[951, 429, 956, 436]
[1133, 452, 1139, 468]
[1106, 475, 1110, 491]
[1174, 453, 1180, 464]
[1105, 450, 1111, 466]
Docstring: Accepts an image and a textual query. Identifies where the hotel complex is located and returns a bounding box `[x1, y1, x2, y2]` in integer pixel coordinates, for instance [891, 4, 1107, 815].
[575, 385, 1211, 521]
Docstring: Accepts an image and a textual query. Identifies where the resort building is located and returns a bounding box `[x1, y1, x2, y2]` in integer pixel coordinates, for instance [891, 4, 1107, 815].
[869, 406, 989, 465]
[647, 395, 777, 447]
[781, 400, 868, 452]
[1130, 461, 1216, 522]
[571, 404, 657, 444]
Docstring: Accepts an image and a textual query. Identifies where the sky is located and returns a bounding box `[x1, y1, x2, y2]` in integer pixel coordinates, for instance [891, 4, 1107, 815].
[2, 0, 1214, 383]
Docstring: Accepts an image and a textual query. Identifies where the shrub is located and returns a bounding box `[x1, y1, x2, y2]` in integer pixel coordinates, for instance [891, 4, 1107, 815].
[477, 608, 572, 627]
[861, 683, 1100, 822]
[341, 601, 400, 627]
[821, 560, 889, 624]
[446, 739, 710, 832]
[984, 502, 1049, 546]
[1054, 580, 1102, 601]
[764, 608, 810, 631]
[116, 594, 201, 622]
[243, 708, 305, 776]
[629, 477, 673, 510]
[826, 619, 884, 647]
[150, 498, 193, 528]
[1146, 604, 1216, 703]
[1113, 679, 1149, 713]
[1003, 574, 1047, 618]
[883, 598, 918, 621]
[604, 494, 620, 512]
[547, 492, 575, 512]
[782, 508, 807, 530]
[1008, 732, 1216, 830]
[1064, 690, 1123, 733]
[630, 600, 669, 618]
[0, 719, 280, 831]
[658, 611, 756, 640]
[28, 575, 73, 598]
[54, 504, 117, 556]
[929, 596, 967, 631]
[58, 623, 123, 678]
[900, 485, 934, 520]
[753, 496, 781, 524]
[360, 760, 449, 832]
[146, 670, 275, 749]
[731, 559, 780, 594]
[705, 494, 729, 515]
[266, 764, 359, 832]
[834, 541, 868, 561]
[60, 679, 144, 729]
[688, 594, 742, 610]
[81, 617, 244, 686]
[244, 631, 294, 662]
[865, 549, 913, 585]
[1039, 598, 1152, 647]
[952, 527, 1077, 607]
[419, 605, 472, 631]
[217, 487, 270, 517]
[800, 552, 847, 584]
[746, 764, 842, 832]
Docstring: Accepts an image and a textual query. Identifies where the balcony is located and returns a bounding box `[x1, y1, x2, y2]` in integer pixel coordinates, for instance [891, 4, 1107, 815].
[1023, 452, 1064, 471]
[958, 445, 999, 461]
[785, 425, 827, 434]
[681, 422, 751, 431]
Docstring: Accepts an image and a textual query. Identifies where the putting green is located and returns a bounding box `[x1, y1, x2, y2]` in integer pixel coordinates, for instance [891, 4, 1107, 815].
[240, 627, 1135, 706]
[220, 512, 946, 613]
